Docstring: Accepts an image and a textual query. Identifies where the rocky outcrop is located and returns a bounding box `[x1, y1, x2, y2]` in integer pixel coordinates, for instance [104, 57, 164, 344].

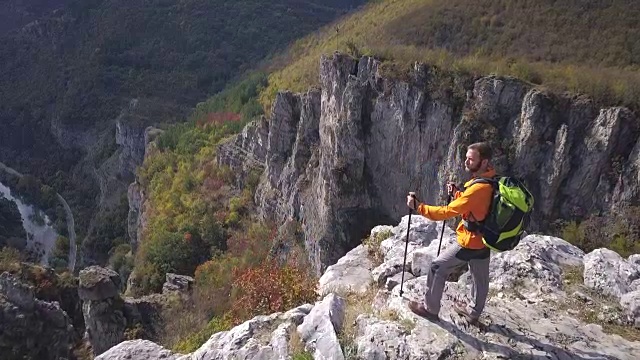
[217, 115, 269, 189]
[95, 339, 181, 360]
[73, 96, 170, 267]
[126, 126, 162, 250]
[79, 266, 127, 356]
[97, 302, 317, 360]
[162, 273, 194, 295]
[94, 216, 640, 359]
[115, 100, 148, 180]
[0, 272, 74, 360]
[127, 181, 145, 251]
[218, 52, 640, 275]
[584, 248, 640, 299]
[79, 266, 187, 355]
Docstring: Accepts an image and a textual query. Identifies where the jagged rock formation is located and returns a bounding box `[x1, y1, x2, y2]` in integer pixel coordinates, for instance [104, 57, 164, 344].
[94, 216, 640, 359]
[79, 265, 128, 356]
[127, 126, 163, 250]
[162, 273, 194, 295]
[70, 98, 168, 267]
[115, 100, 148, 180]
[0, 272, 74, 360]
[217, 52, 640, 275]
[79, 266, 192, 356]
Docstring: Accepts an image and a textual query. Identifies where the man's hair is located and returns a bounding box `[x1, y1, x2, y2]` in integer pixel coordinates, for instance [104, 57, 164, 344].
[468, 142, 493, 161]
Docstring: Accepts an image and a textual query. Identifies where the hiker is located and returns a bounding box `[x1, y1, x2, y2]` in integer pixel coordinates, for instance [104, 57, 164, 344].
[405, 142, 495, 324]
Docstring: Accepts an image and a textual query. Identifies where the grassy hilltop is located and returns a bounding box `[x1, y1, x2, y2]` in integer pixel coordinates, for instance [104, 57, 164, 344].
[261, 0, 640, 111]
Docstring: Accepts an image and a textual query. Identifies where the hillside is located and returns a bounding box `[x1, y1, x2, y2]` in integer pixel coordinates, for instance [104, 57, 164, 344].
[261, 0, 640, 112]
[0, 0, 69, 35]
[0, 0, 366, 267]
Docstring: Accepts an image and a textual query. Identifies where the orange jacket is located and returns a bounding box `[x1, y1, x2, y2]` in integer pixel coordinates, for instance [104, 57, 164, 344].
[416, 169, 495, 249]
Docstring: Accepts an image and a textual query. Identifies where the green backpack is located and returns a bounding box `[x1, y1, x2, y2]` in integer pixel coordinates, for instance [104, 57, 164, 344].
[467, 176, 534, 252]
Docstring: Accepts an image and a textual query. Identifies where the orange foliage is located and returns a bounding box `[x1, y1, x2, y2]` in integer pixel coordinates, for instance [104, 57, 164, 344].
[226, 226, 276, 259]
[197, 112, 241, 128]
[229, 259, 317, 323]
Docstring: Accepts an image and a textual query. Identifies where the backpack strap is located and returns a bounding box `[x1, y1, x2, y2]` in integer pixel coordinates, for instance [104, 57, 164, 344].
[464, 176, 498, 191]
[461, 176, 499, 233]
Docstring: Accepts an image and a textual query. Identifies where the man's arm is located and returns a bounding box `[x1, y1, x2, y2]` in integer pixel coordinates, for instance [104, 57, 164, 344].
[416, 184, 489, 221]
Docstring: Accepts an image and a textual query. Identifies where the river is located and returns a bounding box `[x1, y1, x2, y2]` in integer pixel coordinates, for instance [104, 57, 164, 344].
[0, 181, 59, 266]
[0, 162, 77, 271]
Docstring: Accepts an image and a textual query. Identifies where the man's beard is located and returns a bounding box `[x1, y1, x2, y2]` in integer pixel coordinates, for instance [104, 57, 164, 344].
[466, 163, 481, 173]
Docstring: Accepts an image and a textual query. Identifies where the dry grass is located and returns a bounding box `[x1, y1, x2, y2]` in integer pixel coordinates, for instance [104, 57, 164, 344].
[560, 265, 640, 342]
[260, 0, 640, 114]
[338, 286, 378, 357]
[159, 288, 232, 353]
[289, 326, 313, 360]
[334, 285, 417, 358]
[362, 228, 393, 266]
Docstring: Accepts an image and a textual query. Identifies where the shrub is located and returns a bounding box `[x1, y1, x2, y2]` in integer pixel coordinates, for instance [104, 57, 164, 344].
[557, 206, 640, 257]
[0, 247, 22, 272]
[172, 315, 233, 353]
[229, 259, 317, 323]
[109, 243, 135, 285]
[363, 229, 393, 265]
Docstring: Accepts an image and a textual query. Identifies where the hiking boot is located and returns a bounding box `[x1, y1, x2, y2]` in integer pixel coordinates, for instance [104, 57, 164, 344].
[408, 301, 439, 322]
[453, 301, 478, 325]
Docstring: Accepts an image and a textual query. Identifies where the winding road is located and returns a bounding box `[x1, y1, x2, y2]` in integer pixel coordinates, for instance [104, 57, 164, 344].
[0, 162, 77, 272]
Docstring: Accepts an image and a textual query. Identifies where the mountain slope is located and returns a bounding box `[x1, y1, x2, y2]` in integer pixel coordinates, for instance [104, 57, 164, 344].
[0, 0, 69, 35]
[0, 0, 366, 264]
[261, 0, 640, 112]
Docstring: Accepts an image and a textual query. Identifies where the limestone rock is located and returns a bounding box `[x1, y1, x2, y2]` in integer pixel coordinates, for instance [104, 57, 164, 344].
[0, 272, 74, 359]
[297, 293, 346, 360]
[96, 339, 180, 360]
[584, 248, 640, 299]
[115, 100, 147, 179]
[318, 245, 374, 296]
[127, 181, 144, 250]
[0, 272, 35, 310]
[124, 293, 168, 342]
[83, 297, 127, 356]
[162, 273, 194, 295]
[487, 235, 585, 292]
[181, 305, 311, 360]
[92, 217, 640, 360]
[79, 266, 126, 356]
[354, 315, 410, 359]
[621, 290, 640, 328]
[79, 265, 121, 301]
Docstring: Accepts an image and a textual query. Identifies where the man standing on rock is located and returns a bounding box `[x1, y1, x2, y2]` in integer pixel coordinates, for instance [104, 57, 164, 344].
[406, 142, 495, 324]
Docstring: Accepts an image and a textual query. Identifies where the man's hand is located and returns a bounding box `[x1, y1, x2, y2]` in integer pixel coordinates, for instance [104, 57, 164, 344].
[407, 192, 418, 211]
[446, 181, 458, 196]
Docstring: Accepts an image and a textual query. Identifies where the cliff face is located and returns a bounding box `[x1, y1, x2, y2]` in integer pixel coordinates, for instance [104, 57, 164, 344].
[0, 272, 75, 360]
[218, 52, 640, 275]
[126, 126, 163, 251]
[79, 99, 166, 266]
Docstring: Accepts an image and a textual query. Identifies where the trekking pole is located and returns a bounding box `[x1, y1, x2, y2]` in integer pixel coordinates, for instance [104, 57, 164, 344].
[436, 193, 453, 256]
[399, 192, 416, 296]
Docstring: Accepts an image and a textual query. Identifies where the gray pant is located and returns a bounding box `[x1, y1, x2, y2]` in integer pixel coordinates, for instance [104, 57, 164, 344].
[424, 241, 490, 319]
